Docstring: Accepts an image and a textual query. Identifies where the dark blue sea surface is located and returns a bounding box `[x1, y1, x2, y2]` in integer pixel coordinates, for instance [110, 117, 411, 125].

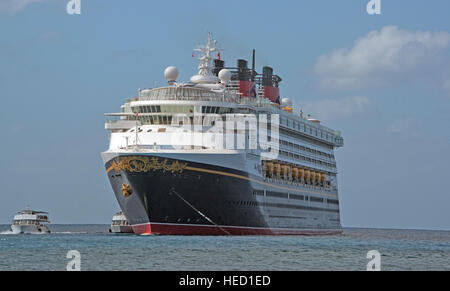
[0, 225, 448, 271]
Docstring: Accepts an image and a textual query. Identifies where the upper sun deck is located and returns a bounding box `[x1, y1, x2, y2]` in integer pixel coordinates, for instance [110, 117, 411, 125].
[128, 86, 236, 103]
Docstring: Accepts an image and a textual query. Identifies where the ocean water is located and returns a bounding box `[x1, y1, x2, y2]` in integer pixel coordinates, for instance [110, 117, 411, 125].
[0, 225, 448, 271]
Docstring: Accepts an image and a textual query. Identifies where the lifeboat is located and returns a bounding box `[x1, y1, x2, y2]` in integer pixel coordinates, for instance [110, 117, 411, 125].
[311, 171, 316, 185]
[298, 168, 304, 182]
[304, 169, 311, 184]
[282, 106, 293, 113]
[280, 164, 285, 177]
[315, 171, 321, 185]
[281, 165, 290, 179]
[273, 163, 280, 177]
[292, 167, 299, 181]
[266, 162, 273, 177]
[321, 172, 326, 184]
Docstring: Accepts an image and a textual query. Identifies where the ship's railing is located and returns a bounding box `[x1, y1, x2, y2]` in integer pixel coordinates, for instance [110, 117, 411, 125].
[128, 87, 237, 103]
[236, 96, 342, 139]
[105, 118, 137, 123]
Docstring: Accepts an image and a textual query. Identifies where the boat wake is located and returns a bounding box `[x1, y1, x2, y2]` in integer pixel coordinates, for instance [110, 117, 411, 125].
[52, 231, 88, 234]
[2, 231, 89, 235]
[0, 230, 19, 235]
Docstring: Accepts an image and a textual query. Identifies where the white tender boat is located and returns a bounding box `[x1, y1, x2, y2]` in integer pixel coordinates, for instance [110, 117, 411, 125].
[109, 211, 133, 233]
[10, 210, 51, 234]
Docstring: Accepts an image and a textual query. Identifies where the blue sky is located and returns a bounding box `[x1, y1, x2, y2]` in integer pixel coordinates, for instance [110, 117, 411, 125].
[0, 0, 449, 229]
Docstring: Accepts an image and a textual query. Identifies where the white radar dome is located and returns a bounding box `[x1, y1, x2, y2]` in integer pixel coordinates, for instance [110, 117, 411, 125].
[218, 69, 232, 84]
[282, 98, 293, 107]
[164, 66, 179, 84]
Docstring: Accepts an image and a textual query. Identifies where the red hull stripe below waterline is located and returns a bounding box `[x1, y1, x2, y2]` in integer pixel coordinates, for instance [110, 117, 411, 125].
[132, 223, 342, 236]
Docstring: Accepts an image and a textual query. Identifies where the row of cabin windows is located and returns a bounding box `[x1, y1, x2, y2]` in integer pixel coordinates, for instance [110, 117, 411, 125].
[229, 199, 340, 213]
[133, 116, 225, 125]
[253, 189, 339, 205]
[132, 106, 235, 115]
[279, 150, 336, 169]
[280, 128, 334, 149]
[133, 105, 162, 113]
[111, 220, 130, 226]
[280, 140, 334, 159]
[136, 115, 173, 125]
[13, 220, 42, 225]
[280, 117, 336, 142]
[202, 106, 220, 114]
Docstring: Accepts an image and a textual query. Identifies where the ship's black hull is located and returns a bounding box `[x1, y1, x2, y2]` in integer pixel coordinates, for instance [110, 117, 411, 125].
[105, 155, 342, 235]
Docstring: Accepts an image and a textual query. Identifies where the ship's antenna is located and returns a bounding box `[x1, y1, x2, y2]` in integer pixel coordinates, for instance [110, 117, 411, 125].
[193, 32, 221, 77]
[251, 49, 256, 82]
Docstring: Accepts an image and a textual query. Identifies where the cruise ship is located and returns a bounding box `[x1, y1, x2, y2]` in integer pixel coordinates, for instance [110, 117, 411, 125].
[101, 34, 344, 235]
[10, 210, 51, 234]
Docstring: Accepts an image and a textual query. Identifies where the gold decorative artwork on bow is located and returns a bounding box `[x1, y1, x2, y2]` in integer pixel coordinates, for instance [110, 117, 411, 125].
[121, 183, 133, 198]
[110, 156, 188, 173]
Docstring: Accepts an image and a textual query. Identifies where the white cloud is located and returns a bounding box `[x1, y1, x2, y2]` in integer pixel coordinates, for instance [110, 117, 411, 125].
[387, 118, 422, 138]
[313, 26, 450, 92]
[298, 96, 372, 122]
[0, 0, 50, 13]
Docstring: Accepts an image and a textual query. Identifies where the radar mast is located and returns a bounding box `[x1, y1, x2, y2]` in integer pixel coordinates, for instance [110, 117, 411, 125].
[190, 33, 221, 84]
